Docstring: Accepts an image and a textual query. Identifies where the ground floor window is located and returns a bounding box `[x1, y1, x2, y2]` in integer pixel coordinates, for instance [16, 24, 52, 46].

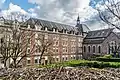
[56, 58, 59, 61]
[27, 60, 31, 64]
[93, 46, 95, 53]
[88, 46, 91, 52]
[45, 60, 48, 65]
[35, 59, 38, 64]
[66, 57, 68, 60]
[98, 46, 101, 53]
[83, 46, 86, 52]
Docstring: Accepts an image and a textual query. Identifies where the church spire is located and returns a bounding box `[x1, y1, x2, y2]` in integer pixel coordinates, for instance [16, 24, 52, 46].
[77, 14, 80, 24]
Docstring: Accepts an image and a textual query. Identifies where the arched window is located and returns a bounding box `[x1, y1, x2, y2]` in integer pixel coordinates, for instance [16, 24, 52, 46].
[98, 46, 101, 53]
[83, 46, 86, 52]
[93, 46, 95, 53]
[88, 46, 90, 52]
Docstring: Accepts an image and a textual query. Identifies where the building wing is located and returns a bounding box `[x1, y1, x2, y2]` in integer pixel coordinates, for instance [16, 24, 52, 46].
[83, 28, 114, 44]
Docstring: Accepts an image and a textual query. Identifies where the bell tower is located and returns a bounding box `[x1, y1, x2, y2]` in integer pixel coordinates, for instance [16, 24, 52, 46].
[77, 15, 80, 25]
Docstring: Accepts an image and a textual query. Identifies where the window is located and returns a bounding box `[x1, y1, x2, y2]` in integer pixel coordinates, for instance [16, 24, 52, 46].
[27, 60, 31, 64]
[56, 58, 59, 61]
[53, 28, 56, 32]
[83, 46, 86, 52]
[93, 46, 95, 53]
[56, 41, 58, 46]
[66, 57, 68, 60]
[27, 48, 30, 54]
[56, 49, 58, 52]
[88, 46, 90, 52]
[66, 48, 68, 52]
[53, 48, 55, 52]
[35, 59, 38, 64]
[98, 46, 101, 53]
[74, 57, 76, 59]
[62, 57, 64, 61]
[28, 38, 30, 44]
[45, 27, 47, 31]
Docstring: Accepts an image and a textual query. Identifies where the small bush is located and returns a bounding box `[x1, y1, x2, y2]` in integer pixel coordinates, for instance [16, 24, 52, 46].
[66, 60, 120, 68]
[103, 54, 112, 59]
[96, 57, 120, 62]
[38, 60, 120, 68]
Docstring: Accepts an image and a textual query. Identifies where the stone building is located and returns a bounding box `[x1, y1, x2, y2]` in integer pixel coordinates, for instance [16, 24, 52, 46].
[24, 16, 89, 66]
[83, 28, 120, 59]
[0, 16, 89, 67]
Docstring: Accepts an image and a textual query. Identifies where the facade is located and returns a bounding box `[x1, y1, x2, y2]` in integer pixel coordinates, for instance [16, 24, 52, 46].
[24, 17, 86, 66]
[0, 16, 120, 67]
[1, 15, 120, 67]
[83, 28, 120, 59]
[0, 16, 89, 67]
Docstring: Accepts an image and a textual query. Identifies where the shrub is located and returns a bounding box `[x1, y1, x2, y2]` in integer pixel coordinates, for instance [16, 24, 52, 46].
[103, 54, 112, 59]
[96, 57, 120, 62]
[66, 60, 120, 68]
[38, 60, 120, 68]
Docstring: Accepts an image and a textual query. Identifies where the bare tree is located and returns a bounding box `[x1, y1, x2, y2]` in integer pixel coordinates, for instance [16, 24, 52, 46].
[36, 34, 52, 65]
[7, 12, 29, 22]
[0, 29, 12, 69]
[10, 27, 27, 68]
[97, 0, 120, 30]
[0, 22, 35, 68]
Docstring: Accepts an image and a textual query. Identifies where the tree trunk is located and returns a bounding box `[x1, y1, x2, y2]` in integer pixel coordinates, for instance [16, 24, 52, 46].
[13, 59, 17, 68]
[39, 55, 42, 65]
[39, 50, 45, 65]
[4, 59, 7, 69]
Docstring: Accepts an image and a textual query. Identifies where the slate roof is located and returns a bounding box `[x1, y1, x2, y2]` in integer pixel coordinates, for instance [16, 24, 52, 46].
[24, 18, 90, 34]
[83, 28, 114, 44]
[24, 18, 78, 33]
[0, 17, 90, 34]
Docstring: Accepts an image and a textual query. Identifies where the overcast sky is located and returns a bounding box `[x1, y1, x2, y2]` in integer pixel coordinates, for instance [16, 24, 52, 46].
[0, 0, 117, 31]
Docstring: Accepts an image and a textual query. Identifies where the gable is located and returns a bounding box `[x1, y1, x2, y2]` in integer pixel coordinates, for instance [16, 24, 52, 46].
[103, 32, 120, 44]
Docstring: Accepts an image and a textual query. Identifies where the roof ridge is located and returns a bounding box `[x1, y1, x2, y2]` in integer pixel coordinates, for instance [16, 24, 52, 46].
[89, 28, 114, 32]
[31, 18, 74, 27]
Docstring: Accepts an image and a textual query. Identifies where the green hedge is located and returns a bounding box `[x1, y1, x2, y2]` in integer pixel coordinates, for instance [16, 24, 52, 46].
[38, 60, 120, 68]
[96, 58, 120, 62]
[67, 60, 120, 68]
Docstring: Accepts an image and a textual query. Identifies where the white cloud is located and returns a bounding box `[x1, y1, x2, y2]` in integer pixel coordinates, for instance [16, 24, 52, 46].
[0, 0, 112, 31]
[28, 0, 98, 26]
[0, 3, 30, 21]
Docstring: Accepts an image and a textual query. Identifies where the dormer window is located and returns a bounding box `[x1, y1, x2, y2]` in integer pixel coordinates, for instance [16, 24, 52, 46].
[35, 25, 42, 30]
[28, 25, 30, 29]
[53, 28, 56, 32]
[69, 31, 72, 34]
[45, 27, 47, 31]
[62, 29, 65, 33]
